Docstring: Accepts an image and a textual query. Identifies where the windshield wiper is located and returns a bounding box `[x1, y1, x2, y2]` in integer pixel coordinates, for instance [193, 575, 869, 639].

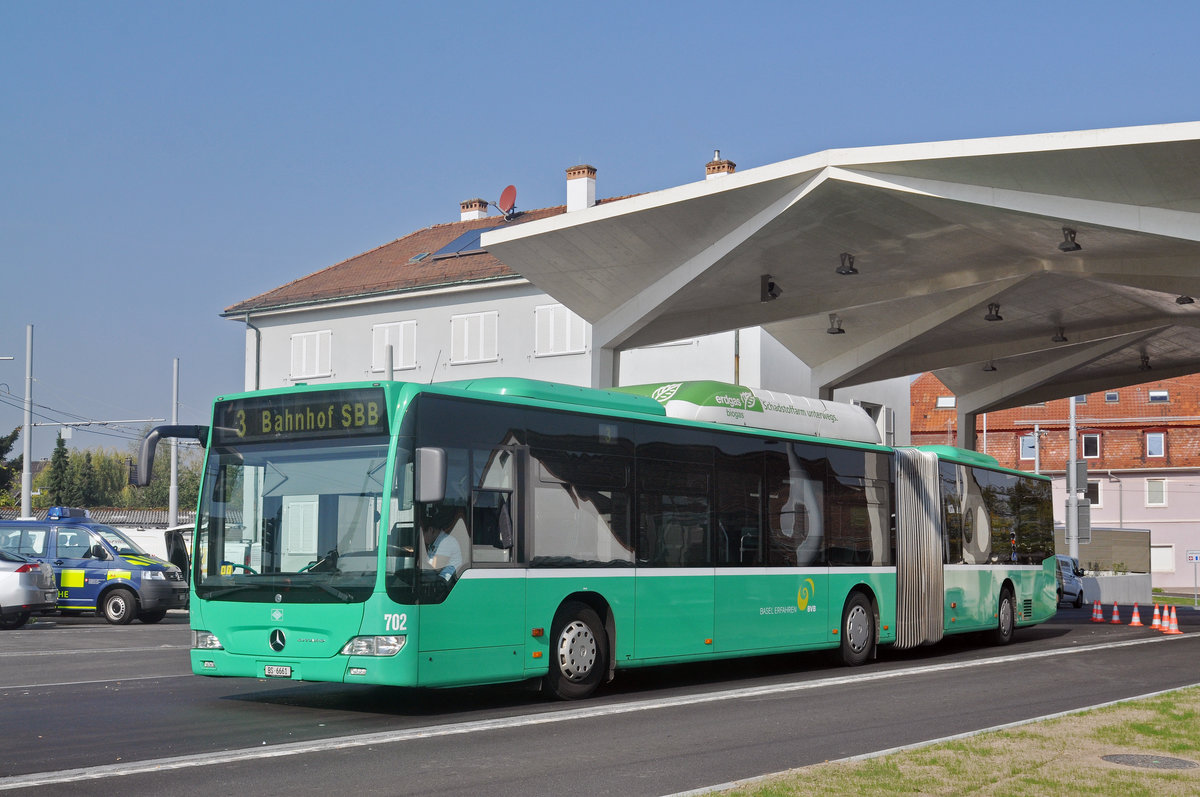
[205, 585, 256, 599]
[311, 580, 353, 602]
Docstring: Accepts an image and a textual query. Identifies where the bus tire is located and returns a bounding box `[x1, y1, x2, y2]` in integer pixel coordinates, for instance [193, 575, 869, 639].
[101, 588, 137, 625]
[992, 588, 1015, 645]
[546, 602, 607, 700]
[839, 592, 875, 666]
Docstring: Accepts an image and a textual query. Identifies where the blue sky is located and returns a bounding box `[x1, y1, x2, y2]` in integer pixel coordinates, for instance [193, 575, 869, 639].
[3, 1, 1198, 460]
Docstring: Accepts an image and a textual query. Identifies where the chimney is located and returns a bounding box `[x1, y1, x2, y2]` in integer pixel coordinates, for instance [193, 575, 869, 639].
[705, 150, 736, 180]
[566, 164, 596, 212]
[460, 198, 488, 221]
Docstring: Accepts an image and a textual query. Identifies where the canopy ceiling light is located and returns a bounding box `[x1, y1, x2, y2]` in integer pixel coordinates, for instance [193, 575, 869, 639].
[982, 361, 997, 372]
[760, 274, 782, 302]
[1139, 355, 1152, 372]
[1177, 295, 1195, 305]
[836, 252, 858, 275]
[984, 303, 1004, 322]
[1052, 327, 1068, 343]
[826, 313, 845, 335]
[1058, 227, 1081, 252]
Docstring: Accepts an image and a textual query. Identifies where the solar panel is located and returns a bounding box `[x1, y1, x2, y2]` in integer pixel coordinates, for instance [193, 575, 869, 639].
[432, 226, 502, 259]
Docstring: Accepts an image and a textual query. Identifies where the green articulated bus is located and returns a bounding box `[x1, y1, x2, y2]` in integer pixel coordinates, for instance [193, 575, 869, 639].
[138, 378, 1056, 699]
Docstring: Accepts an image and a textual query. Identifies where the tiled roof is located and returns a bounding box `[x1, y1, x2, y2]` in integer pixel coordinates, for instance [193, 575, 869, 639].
[224, 205, 574, 315]
[0, 507, 197, 528]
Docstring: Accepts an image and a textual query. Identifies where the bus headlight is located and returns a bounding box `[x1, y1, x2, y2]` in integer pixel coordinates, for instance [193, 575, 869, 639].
[340, 635, 405, 656]
[193, 630, 223, 650]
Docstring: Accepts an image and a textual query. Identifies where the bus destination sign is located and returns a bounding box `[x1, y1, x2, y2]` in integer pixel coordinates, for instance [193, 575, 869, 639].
[213, 388, 388, 444]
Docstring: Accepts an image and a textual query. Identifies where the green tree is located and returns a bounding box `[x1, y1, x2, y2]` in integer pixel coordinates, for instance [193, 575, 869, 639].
[45, 434, 71, 505]
[123, 439, 203, 510]
[0, 426, 20, 507]
[77, 452, 99, 506]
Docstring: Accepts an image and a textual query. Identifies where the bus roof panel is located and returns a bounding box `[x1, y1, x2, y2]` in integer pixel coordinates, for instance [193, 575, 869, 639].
[613, 381, 882, 444]
[441, 378, 666, 417]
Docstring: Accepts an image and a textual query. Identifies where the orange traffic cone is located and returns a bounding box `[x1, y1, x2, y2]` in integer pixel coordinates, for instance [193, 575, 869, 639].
[1092, 600, 1105, 622]
[1129, 604, 1143, 626]
[1164, 606, 1183, 635]
[1110, 602, 1121, 624]
[1150, 604, 1162, 630]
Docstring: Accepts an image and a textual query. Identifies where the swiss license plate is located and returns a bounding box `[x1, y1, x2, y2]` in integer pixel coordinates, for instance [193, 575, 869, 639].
[264, 665, 292, 678]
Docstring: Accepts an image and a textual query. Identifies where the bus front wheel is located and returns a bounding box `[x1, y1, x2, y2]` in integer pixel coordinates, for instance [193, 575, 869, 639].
[839, 592, 875, 666]
[546, 602, 607, 700]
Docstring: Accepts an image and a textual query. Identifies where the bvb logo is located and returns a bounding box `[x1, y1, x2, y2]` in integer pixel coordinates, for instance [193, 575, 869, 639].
[797, 578, 816, 611]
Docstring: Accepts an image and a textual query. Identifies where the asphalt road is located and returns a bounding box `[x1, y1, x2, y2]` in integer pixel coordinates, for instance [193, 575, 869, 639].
[1, 605, 1197, 796]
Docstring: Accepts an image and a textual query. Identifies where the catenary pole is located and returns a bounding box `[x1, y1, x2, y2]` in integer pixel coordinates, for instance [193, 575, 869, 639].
[1067, 396, 1078, 561]
[21, 325, 33, 518]
[168, 358, 179, 527]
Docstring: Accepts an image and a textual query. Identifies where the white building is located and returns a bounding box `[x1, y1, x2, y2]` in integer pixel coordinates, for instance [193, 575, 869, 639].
[222, 160, 908, 444]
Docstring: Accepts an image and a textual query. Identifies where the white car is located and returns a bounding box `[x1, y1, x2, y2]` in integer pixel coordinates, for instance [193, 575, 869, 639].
[0, 548, 57, 629]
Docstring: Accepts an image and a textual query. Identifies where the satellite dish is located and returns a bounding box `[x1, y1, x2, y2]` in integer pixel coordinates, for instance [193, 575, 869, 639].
[498, 185, 517, 217]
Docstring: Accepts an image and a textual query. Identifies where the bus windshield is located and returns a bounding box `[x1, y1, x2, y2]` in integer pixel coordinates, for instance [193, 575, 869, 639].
[195, 436, 391, 603]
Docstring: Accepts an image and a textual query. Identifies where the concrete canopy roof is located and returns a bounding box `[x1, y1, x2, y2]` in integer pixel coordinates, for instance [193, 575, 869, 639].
[484, 123, 1200, 418]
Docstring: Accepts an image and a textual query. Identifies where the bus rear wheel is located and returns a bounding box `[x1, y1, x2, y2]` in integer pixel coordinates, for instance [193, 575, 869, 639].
[840, 592, 875, 666]
[992, 588, 1015, 645]
[546, 602, 607, 700]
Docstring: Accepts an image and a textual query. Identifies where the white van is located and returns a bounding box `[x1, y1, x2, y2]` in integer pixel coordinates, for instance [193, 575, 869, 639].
[119, 525, 192, 583]
[1056, 554, 1085, 608]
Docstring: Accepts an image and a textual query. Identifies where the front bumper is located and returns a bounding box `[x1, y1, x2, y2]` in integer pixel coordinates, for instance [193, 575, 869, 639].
[140, 579, 190, 611]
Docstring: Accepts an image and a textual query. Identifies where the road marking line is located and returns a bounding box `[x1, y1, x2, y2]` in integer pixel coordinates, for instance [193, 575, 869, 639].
[0, 646, 188, 658]
[0, 633, 1192, 790]
[0, 674, 192, 690]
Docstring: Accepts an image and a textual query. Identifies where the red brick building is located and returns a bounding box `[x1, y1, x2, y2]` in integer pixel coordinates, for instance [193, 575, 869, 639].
[912, 372, 1200, 589]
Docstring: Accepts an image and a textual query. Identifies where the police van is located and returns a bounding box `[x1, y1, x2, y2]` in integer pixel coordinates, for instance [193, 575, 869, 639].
[0, 507, 189, 624]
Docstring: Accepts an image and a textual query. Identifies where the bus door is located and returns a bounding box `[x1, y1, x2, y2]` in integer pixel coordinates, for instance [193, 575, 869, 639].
[51, 526, 110, 611]
[417, 444, 525, 684]
[634, 459, 715, 661]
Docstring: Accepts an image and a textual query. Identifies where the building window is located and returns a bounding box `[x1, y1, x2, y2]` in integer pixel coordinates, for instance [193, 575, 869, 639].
[1151, 544, 1175, 574]
[1104, 392, 1118, 403]
[1146, 432, 1165, 458]
[534, 304, 587, 357]
[1019, 434, 1036, 460]
[1145, 478, 1166, 507]
[1074, 394, 1087, 404]
[1149, 390, 1169, 403]
[935, 396, 956, 409]
[1081, 433, 1100, 459]
[372, 321, 417, 372]
[450, 311, 499, 364]
[1085, 480, 1101, 508]
[290, 330, 332, 379]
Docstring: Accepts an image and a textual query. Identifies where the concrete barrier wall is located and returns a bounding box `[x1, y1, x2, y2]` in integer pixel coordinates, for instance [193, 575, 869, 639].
[1082, 573, 1152, 606]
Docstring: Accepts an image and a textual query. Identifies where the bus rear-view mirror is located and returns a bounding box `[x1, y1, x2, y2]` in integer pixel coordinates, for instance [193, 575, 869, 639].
[414, 447, 446, 503]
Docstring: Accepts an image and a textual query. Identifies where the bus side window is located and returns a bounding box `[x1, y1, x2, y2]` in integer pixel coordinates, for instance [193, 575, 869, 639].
[471, 489, 512, 563]
[716, 460, 762, 566]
